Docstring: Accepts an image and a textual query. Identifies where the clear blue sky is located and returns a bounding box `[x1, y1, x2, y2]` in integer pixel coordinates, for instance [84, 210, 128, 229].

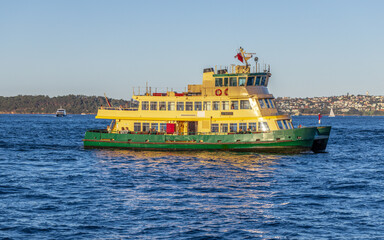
[1, 0, 383, 99]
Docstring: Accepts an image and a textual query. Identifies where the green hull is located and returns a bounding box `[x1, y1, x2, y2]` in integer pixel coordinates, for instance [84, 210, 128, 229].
[83, 127, 330, 153]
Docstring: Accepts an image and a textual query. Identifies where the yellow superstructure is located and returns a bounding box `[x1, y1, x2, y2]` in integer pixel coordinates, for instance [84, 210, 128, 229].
[96, 48, 294, 135]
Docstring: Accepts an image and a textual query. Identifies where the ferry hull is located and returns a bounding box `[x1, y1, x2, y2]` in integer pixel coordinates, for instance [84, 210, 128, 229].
[83, 127, 328, 153]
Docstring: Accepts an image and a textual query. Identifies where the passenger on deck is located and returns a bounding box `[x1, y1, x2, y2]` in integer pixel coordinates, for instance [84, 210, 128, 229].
[120, 127, 129, 134]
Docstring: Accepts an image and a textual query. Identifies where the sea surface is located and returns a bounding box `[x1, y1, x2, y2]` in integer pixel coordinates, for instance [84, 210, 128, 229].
[0, 114, 383, 239]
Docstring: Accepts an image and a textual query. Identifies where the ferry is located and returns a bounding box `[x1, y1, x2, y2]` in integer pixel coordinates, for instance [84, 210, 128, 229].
[83, 48, 331, 153]
[56, 108, 66, 117]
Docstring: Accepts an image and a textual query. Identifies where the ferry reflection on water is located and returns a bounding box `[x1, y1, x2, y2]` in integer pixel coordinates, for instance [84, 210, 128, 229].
[91, 149, 289, 238]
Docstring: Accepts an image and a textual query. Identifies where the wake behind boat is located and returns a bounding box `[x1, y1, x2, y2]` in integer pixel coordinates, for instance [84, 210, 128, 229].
[83, 48, 331, 153]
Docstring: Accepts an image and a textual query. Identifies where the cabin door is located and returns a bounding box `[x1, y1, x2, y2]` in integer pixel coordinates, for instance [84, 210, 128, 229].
[188, 121, 197, 135]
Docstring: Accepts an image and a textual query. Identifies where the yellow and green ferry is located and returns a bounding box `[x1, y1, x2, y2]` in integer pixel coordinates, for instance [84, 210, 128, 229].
[83, 48, 331, 153]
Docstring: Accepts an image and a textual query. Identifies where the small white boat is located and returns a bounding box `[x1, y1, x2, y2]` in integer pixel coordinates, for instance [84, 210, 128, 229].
[329, 107, 335, 117]
[56, 108, 66, 117]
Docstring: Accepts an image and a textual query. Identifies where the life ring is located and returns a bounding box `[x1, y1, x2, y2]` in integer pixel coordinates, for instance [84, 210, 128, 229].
[224, 88, 228, 96]
[215, 89, 222, 96]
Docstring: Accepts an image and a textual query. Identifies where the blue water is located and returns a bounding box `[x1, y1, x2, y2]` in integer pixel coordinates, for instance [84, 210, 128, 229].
[0, 115, 383, 239]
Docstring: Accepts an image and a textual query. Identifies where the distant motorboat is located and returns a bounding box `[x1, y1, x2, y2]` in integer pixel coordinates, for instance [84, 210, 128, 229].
[329, 108, 335, 117]
[56, 108, 66, 117]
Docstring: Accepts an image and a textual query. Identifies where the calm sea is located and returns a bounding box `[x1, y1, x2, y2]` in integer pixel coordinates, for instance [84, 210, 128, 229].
[0, 114, 383, 239]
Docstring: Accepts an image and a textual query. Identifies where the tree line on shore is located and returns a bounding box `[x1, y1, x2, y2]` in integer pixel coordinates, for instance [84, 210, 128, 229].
[0, 95, 129, 114]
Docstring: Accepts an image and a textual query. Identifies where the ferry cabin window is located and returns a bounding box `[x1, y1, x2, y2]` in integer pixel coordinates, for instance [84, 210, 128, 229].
[277, 120, 284, 129]
[150, 101, 157, 110]
[142, 101, 149, 110]
[223, 78, 229, 86]
[186, 102, 193, 111]
[221, 123, 228, 133]
[168, 102, 175, 111]
[261, 76, 266, 86]
[215, 78, 223, 87]
[268, 99, 275, 108]
[258, 99, 266, 109]
[283, 120, 290, 129]
[142, 123, 150, 132]
[159, 102, 166, 111]
[231, 101, 238, 110]
[177, 102, 184, 111]
[258, 122, 270, 132]
[203, 101, 211, 111]
[286, 120, 293, 129]
[255, 76, 261, 86]
[160, 123, 167, 132]
[213, 101, 220, 110]
[151, 123, 159, 131]
[249, 122, 257, 131]
[222, 101, 229, 110]
[194, 102, 202, 111]
[240, 100, 251, 109]
[247, 76, 254, 86]
[229, 77, 237, 86]
[265, 99, 271, 108]
[134, 122, 141, 132]
[238, 77, 246, 86]
[211, 124, 219, 133]
[239, 123, 247, 132]
[230, 123, 237, 132]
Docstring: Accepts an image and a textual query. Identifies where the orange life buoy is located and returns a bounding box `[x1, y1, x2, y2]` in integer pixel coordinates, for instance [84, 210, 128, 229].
[224, 88, 228, 96]
[215, 89, 222, 96]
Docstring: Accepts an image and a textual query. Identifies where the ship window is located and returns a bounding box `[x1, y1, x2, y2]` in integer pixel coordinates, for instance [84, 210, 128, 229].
[261, 76, 266, 86]
[229, 77, 237, 86]
[168, 102, 175, 111]
[151, 123, 159, 131]
[160, 123, 167, 132]
[213, 101, 220, 110]
[247, 76, 254, 86]
[203, 101, 211, 111]
[258, 99, 266, 109]
[142, 123, 150, 132]
[249, 122, 257, 131]
[258, 122, 270, 132]
[277, 120, 284, 129]
[269, 99, 275, 108]
[238, 77, 246, 86]
[211, 124, 219, 133]
[223, 78, 229, 86]
[231, 101, 238, 110]
[239, 123, 247, 132]
[159, 101, 166, 110]
[283, 120, 291, 129]
[177, 102, 184, 111]
[142, 101, 149, 110]
[150, 101, 157, 110]
[186, 102, 193, 111]
[230, 123, 237, 132]
[134, 122, 141, 132]
[282, 120, 289, 129]
[215, 78, 223, 87]
[222, 101, 229, 110]
[221, 123, 228, 133]
[255, 76, 261, 86]
[194, 101, 202, 111]
[240, 100, 251, 109]
[265, 99, 271, 108]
